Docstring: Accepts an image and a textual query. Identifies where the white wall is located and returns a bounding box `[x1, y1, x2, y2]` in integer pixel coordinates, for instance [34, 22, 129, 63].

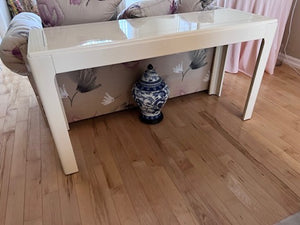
[0, 0, 11, 42]
[282, 0, 300, 59]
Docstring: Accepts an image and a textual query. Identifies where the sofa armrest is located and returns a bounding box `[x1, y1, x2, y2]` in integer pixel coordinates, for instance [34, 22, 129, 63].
[0, 12, 42, 75]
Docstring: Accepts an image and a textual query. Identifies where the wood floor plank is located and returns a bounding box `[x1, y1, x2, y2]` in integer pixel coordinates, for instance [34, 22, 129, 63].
[71, 123, 121, 225]
[16, 96, 30, 122]
[0, 117, 6, 193]
[3, 109, 17, 133]
[148, 119, 242, 225]
[5, 121, 28, 225]
[27, 106, 41, 161]
[68, 129, 98, 225]
[91, 120, 123, 189]
[0, 102, 8, 118]
[75, 182, 98, 225]
[24, 106, 42, 223]
[152, 166, 199, 225]
[24, 218, 43, 225]
[185, 150, 261, 225]
[182, 165, 240, 225]
[43, 191, 63, 225]
[40, 106, 63, 225]
[2, 60, 300, 225]
[40, 125, 60, 195]
[5, 176, 26, 225]
[111, 184, 141, 225]
[219, 154, 288, 218]
[93, 164, 121, 225]
[162, 105, 289, 223]
[0, 132, 14, 225]
[137, 120, 229, 225]
[194, 96, 300, 214]
[132, 161, 181, 225]
[104, 119, 160, 225]
[57, 173, 82, 225]
[114, 114, 162, 167]
[24, 159, 42, 222]
[110, 115, 218, 224]
[163, 133, 253, 225]
[207, 111, 300, 198]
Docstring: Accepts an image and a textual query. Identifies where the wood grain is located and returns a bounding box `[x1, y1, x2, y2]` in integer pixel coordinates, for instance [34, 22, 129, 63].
[1, 61, 300, 225]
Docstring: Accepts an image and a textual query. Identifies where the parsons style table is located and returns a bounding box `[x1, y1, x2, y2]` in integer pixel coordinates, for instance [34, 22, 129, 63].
[27, 8, 277, 174]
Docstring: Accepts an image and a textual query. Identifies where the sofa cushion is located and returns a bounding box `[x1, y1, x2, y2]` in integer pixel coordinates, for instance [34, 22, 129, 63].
[118, 0, 178, 19]
[177, 0, 216, 13]
[37, 0, 122, 26]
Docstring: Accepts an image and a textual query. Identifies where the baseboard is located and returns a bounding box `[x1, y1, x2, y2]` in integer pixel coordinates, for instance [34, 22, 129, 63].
[278, 53, 300, 69]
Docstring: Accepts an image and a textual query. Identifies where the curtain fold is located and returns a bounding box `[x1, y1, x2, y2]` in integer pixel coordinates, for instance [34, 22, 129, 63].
[217, 0, 293, 75]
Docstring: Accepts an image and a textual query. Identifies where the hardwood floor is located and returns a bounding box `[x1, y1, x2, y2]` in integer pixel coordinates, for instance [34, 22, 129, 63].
[1, 61, 300, 225]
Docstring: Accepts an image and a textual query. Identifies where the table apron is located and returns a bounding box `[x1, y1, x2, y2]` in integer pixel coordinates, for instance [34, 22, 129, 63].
[42, 23, 274, 74]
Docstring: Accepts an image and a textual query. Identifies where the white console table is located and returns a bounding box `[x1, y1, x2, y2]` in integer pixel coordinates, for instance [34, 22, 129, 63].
[27, 8, 277, 175]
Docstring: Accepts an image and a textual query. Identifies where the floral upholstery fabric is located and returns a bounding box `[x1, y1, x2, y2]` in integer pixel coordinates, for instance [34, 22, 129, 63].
[6, 0, 38, 17]
[178, 0, 216, 13]
[118, 0, 179, 19]
[37, 0, 122, 26]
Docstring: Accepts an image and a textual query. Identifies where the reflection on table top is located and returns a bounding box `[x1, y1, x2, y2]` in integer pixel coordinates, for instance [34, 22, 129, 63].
[32, 8, 275, 53]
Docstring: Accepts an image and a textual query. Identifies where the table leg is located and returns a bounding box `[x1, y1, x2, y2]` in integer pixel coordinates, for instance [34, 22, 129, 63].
[28, 55, 79, 175]
[243, 23, 277, 120]
[209, 45, 228, 96]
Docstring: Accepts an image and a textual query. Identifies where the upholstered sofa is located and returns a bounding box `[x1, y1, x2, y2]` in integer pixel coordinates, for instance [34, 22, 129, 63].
[0, 0, 216, 123]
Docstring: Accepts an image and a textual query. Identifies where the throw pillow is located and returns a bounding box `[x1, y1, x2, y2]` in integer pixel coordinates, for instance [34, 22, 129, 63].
[6, 0, 39, 17]
[177, 0, 216, 13]
[118, 0, 178, 19]
[37, 0, 122, 26]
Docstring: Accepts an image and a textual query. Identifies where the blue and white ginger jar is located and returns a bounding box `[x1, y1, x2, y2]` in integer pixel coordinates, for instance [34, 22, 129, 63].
[132, 64, 170, 124]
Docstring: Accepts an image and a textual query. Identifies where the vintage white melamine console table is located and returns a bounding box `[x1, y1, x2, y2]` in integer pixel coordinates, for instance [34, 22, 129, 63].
[27, 8, 277, 174]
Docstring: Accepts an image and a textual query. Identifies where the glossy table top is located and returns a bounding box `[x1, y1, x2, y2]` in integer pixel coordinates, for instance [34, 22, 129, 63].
[32, 8, 276, 53]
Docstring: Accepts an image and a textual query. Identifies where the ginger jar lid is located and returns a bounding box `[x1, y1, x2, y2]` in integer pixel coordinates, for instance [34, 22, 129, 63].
[140, 64, 161, 83]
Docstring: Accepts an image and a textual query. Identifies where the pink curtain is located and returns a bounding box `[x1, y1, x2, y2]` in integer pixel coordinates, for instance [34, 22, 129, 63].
[217, 0, 293, 75]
